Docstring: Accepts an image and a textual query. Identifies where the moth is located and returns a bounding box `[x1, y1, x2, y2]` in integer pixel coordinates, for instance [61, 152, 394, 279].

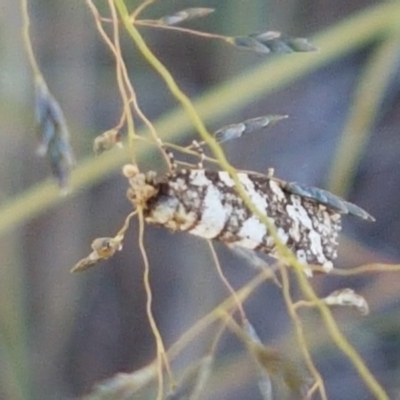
[124, 165, 374, 273]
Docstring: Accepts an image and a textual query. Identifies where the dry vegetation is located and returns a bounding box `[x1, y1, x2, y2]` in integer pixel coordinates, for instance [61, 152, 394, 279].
[1, 1, 400, 399]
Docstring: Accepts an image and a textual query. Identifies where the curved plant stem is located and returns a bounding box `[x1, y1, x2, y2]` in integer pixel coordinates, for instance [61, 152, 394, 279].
[280, 265, 327, 400]
[21, 0, 40, 77]
[115, 1, 390, 397]
[294, 267, 388, 399]
[107, 0, 136, 161]
[169, 270, 274, 361]
[130, 0, 155, 21]
[169, 270, 276, 377]
[207, 241, 247, 321]
[137, 209, 175, 398]
[5, 1, 400, 236]
[114, 0, 310, 271]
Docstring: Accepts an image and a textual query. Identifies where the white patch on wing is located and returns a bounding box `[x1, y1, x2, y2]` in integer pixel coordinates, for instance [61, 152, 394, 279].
[319, 210, 333, 235]
[189, 185, 228, 239]
[218, 171, 235, 187]
[189, 169, 212, 186]
[233, 216, 267, 249]
[288, 221, 301, 242]
[269, 180, 286, 201]
[277, 227, 289, 244]
[238, 174, 268, 213]
[309, 229, 325, 263]
[286, 195, 313, 230]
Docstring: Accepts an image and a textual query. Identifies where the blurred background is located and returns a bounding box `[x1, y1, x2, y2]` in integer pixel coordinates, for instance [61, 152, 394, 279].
[1, 0, 400, 399]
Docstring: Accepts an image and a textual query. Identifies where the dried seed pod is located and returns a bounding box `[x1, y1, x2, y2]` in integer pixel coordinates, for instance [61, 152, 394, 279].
[214, 115, 288, 143]
[230, 36, 272, 54]
[323, 288, 369, 315]
[34, 77, 74, 189]
[125, 166, 374, 272]
[157, 7, 214, 26]
[71, 236, 123, 273]
[93, 129, 122, 155]
[229, 31, 316, 55]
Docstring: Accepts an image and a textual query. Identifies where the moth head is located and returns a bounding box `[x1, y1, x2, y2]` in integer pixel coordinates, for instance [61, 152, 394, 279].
[123, 164, 159, 208]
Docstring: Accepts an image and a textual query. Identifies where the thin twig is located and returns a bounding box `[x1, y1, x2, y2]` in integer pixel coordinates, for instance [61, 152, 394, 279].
[207, 240, 247, 321]
[137, 209, 175, 397]
[3, 1, 400, 235]
[279, 265, 327, 400]
[293, 266, 389, 399]
[20, 0, 41, 77]
[130, 0, 156, 21]
[136, 19, 228, 41]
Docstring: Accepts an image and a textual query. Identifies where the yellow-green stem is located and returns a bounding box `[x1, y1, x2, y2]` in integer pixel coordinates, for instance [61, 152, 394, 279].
[5, 1, 400, 236]
[294, 268, 388, 399]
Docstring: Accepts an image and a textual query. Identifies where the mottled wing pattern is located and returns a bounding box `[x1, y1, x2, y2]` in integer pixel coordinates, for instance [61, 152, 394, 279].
[142, 169, 343, 271]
